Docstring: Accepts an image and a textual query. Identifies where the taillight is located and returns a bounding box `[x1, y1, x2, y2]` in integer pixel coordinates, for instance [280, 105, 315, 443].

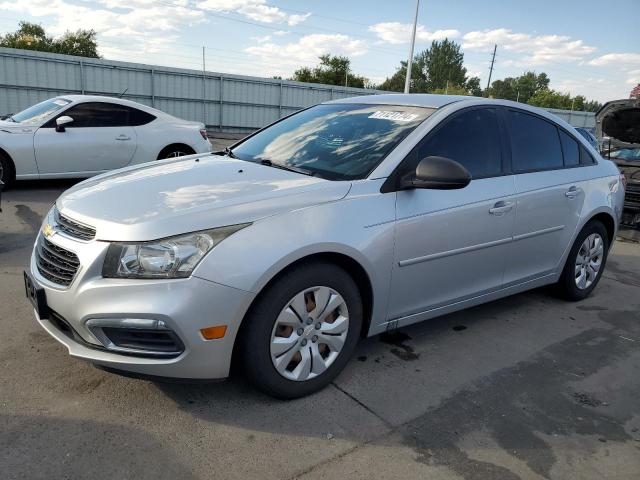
[199, 129, 208, 140]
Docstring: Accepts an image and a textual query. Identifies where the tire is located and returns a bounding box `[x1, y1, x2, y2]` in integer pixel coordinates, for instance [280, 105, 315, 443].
[0, 152, 15, 188]
[157, 144, 195, 160]
[240, 262, 363, 399]
[556, 221, 609, 301]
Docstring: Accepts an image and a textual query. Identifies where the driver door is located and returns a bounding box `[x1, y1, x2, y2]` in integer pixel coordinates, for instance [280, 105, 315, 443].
[388, 107, 516, 320]
[33, 102, 137, 175]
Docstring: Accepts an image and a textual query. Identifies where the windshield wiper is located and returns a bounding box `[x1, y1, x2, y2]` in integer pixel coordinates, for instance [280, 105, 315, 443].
[259, 159, 314, 176]
[212, 146, 238, 158]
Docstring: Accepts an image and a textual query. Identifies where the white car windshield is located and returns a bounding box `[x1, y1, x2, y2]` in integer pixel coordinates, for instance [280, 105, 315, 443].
[9, 98, 71, 124]
[230, 103, 434, 180]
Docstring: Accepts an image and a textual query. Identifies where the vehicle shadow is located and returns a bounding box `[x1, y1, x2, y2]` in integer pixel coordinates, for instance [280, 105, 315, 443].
[150, 285, 588, 435]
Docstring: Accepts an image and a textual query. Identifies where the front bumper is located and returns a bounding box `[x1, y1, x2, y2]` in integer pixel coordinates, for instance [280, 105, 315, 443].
[29, 232, 255, 379]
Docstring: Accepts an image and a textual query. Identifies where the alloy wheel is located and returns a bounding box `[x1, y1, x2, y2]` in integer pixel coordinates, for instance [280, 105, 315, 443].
[269, 286, 349, 382]
[575, 233, 604, 290]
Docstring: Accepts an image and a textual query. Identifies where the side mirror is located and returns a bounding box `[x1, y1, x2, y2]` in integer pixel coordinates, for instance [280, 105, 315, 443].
[401, 156, 471, 190]
[55, 116, 74, 132]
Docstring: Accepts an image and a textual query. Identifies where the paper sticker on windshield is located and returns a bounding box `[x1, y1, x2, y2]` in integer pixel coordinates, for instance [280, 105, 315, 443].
[53, 99, 70, 106]
[369, 111, 419, 122]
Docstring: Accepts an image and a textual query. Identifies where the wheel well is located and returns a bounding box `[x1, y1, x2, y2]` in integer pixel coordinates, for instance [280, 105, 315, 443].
[0, 147, 16, 182]
[157, 143, 195, 159]
[230, 252, 374, 371]
[587, 212, 615, 244]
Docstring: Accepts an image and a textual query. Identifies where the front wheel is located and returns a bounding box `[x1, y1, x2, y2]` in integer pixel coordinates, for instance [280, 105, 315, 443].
[240, 262, 362, 399]
[556, 221, 609, 301]
[0, 153, 14, 188]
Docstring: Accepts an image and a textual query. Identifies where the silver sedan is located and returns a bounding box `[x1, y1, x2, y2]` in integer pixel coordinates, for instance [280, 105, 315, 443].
[25, 94, 625, 398]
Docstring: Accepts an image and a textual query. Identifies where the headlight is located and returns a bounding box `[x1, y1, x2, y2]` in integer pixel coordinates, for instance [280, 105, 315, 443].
[102, 224, 250, 279]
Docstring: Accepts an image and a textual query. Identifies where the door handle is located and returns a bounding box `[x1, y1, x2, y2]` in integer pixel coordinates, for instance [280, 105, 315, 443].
[565, 186, 580, 198]
[489, 201, 514, 215]
[115, 135, 131, 141]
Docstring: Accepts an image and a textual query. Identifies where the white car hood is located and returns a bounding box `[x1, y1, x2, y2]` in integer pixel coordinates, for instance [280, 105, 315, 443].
[56, 155, 351, 241]
[0, 121, 36, 134]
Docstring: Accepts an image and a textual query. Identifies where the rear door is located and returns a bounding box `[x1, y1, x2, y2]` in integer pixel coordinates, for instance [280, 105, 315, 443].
[34, 102, 137, 174]
[503, 109, 589, 286]
[388, 107, 516, 320]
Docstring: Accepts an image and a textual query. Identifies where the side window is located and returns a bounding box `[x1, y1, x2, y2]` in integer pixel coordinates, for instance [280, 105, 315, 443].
[507, 110, 563, 172]
[580, 145, 597, 165]
[129, 107, 156, 126]
[418, 108, 503, 178]
[559, 130, 580, 167]
[57, 102, 130, 128]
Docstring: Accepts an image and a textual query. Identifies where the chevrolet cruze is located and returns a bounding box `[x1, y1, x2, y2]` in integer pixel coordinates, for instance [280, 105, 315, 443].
[25, 94, 625, 398]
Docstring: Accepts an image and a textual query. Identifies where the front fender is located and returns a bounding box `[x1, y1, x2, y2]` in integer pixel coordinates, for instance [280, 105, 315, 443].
[194, 179, 397, 331]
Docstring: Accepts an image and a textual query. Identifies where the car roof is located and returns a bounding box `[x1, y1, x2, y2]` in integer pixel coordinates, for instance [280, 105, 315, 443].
[53, 94, 179, 121]
[323, 93, 471, 109]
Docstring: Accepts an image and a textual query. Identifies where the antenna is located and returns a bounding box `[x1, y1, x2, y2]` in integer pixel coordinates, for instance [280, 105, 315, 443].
[118, 88, 128, 98]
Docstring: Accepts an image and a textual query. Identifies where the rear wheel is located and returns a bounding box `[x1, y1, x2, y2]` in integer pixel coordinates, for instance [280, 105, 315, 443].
[157, 144, 195, 160]
[556, 221, 609, 301]
[241, 262, 362, 399]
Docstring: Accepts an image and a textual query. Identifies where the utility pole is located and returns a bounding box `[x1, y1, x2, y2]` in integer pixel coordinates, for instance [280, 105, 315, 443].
[404, 0, 420, 94]
[485, 44, 497, 95]
[202, 46, 206, 124]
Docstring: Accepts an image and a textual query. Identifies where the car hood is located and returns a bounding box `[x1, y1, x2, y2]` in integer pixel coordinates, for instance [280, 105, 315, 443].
[0, 121, 37, 134]
[56, 155, 351, 241]
[596, 99, 640, 149]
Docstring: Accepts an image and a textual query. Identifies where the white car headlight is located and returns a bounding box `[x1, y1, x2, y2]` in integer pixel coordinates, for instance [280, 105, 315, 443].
[102, 224, 250, 279]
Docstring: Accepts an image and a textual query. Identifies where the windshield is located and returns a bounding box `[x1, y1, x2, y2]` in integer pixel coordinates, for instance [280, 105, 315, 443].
[9, 98, 71, 124]
[231, 103, 434, 180]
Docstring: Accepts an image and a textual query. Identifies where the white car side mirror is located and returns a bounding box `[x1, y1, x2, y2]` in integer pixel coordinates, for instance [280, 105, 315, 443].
[55, 115, 74, 132]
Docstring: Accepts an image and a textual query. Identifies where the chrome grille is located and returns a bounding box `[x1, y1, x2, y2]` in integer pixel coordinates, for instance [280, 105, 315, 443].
[55, 209, 96, 241]
[35, 236, 80, 286]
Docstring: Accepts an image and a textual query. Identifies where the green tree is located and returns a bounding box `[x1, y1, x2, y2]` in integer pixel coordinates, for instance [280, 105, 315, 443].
[292, 55, 368, 88]
[527, 89, 601, 111]
[487, 71, 549, 103]
[0, 21, 99, 58]
[378, 39, 479, 95]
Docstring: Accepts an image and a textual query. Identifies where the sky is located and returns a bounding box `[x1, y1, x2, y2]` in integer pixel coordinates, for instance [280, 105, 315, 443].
[0, 0, 638, 103]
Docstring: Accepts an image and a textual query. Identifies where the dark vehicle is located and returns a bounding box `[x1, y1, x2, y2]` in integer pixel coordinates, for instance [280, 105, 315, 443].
[597, 99, 640, 227]
[575, 127, 599, 150]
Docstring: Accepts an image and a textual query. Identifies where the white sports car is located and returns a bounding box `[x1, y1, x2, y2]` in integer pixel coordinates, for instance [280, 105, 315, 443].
[0, 95, 212, 185]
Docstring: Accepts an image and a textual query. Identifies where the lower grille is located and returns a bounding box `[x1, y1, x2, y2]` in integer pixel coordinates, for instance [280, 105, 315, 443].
[101, 327, 185, 355]
[35, 236, 80, 286]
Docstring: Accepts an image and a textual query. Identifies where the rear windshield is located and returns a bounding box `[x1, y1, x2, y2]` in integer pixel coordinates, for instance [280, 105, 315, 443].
[231, 103, 434, 180]
[9, 98, 71, 124]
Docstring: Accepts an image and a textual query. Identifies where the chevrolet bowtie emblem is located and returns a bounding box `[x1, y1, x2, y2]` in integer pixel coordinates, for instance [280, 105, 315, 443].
[42, 224, 55, 238]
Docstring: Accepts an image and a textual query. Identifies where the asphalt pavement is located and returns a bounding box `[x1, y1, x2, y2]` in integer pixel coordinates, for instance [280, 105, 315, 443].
[1, 179, 639, 480]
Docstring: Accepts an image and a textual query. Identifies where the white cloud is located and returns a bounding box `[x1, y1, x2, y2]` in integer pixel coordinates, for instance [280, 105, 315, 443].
[368, 22, 460, 45]
[588, 53, 640, 66]
[196, 0, 309, 25]
[0, 0, 203, 48]
[245, 33, 368, 70]
[462, 28, 596, 65]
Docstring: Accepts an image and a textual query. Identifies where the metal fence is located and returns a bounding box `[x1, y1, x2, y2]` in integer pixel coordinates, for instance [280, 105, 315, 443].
[0, 47, 383, 133]
[0, 47, 595, 132]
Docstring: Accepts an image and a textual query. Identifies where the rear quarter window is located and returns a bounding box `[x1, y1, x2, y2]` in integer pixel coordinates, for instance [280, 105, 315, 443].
[559, 130, 580, 167]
